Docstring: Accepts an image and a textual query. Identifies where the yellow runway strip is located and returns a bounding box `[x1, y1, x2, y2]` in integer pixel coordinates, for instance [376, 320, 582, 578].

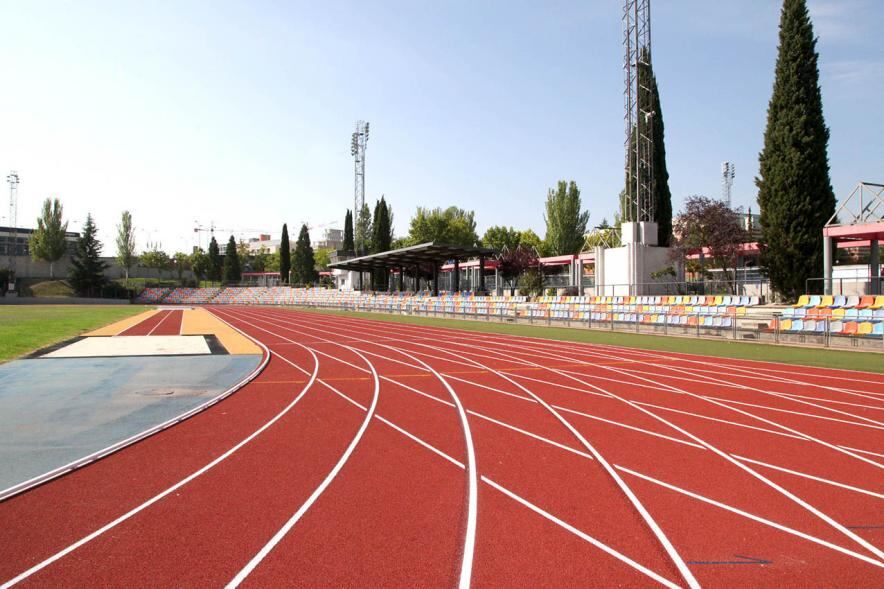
[85, 309, 160, 336]
[181, 308, 262, 355]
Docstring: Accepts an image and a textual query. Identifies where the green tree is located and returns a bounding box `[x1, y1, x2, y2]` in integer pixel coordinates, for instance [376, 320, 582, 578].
[172, 252, 190, 284]
[140, 248, 171, 278]
[207, 236, 222, 282]
[314, 247, 333, 271]
[355, 203, 372, 254]
[223, 235, 241, 284]
[370, 197, 394, 289]
[518, 229, 543, 254]
[190, 249, 210, 282]
[279, 223, 291, 284]
[756, 0, 835, 301]
[292, 224, 317, 285]
[342, 209, 354, 252]
[252, 247, 270, 272]
[115, 210, 137, 284]
[29, 197, 69, 279]
[543, 180, 589, 255]
[620, 57, 673, 247]
[482, 226, 521, 251]
[407, 206, 478, 247]
[69, 214, 108, 295]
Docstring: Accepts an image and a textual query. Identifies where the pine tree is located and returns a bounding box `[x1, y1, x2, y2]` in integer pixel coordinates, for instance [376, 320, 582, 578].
[292, 224, 317, 285]
[756, 0, 835, 301]
[342, 209, 354, 252]
[279, 223, 291, 284]
[69, 213, 108, 296]
[223, 235, 241, 284]
[208, 236, 222, 283]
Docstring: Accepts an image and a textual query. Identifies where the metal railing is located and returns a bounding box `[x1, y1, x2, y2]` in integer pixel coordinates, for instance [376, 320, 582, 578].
[807, 277, 883, 296]
[290, 300, 882, 351]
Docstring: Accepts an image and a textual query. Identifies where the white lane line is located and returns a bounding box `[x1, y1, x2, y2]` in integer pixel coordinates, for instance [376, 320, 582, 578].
[351, 320, 884, 564]
[731, 455, 884, 500]
[227, 308, 478, 589]
[238, 308, 699, 588]
[481, 476, 681, 589]
[696, 394, 884, 430]
[553, 365, 884, 564]
[632, 401, 810, 441]
[616, 465, 884, 569]
[251, 309, 884, 567]
[1, 330, 319, 589]
[553, 405, 707, 451]
[146, 310, 174, 336]
[226, 345, 380, 588]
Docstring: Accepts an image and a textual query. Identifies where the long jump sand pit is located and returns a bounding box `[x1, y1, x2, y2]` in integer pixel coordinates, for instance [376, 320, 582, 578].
[42, 335, 212, 358]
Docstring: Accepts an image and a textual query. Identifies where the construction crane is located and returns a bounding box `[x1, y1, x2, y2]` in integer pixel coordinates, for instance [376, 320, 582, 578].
[193, 221, 270, 250]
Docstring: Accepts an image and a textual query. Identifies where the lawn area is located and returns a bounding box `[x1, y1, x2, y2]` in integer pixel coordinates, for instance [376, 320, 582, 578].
[0, 305, 144, 362]
[295, 307, 884, 374]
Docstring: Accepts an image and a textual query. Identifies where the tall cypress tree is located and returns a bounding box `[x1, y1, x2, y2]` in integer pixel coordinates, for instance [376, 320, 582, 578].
[650, 72, 672, 247]
[342, 209, 354, 252]
[370, 197, 393, 289]
[207, 236, 222, 283]
[756, 0, 835, 300]
[292, 224, 317, 285]
[621, 56, 672, 247]
[223, 235, 241, 284]
[69, 213, 108, 296]
[279, 223, 291, 284]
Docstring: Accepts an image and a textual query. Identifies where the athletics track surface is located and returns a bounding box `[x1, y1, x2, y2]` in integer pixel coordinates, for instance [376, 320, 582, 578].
[1, 306, 882, 588]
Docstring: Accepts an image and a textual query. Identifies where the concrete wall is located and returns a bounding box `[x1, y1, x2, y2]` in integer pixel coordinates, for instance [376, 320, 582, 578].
[5, 255, 194, 281]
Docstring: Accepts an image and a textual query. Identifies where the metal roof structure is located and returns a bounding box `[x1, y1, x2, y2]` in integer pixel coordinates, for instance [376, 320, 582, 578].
[328, 242, 496, 272]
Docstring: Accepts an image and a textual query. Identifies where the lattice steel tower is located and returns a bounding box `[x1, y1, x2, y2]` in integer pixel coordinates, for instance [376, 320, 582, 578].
[350, 120, 370, 253]
[6, 171, 19, 278]
[721, 162, 735, 208]
[623, 0, 655, 225]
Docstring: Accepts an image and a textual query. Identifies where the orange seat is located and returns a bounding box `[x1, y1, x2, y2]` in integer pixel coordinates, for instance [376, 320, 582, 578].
[856, 296, 875, 309]
[843, 321, 858, 335]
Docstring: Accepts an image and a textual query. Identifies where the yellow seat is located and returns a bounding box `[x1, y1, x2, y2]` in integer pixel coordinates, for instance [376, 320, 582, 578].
[820, 295, 834, 307]
[713, 295, 724, 305]
[858, 322, 873, 335]
[832, 308, 845, 318]
[781, 319, 792, 330]
[795, 294, 810, 307]
[872, 296, 884, 310]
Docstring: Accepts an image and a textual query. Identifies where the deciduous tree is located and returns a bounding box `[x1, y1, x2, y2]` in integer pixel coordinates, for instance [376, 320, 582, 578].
[29, 197, 68, 279]
[543, 180, 589, 256]
[115, 210, 137, 284]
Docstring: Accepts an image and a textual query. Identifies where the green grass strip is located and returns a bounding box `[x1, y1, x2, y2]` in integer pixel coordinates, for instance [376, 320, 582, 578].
[0, 305, 144, 362]
[292, 307, 884, 374]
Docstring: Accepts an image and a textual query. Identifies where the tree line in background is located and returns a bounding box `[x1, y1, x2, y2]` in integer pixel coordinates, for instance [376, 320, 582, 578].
[11, 1, 835, 303]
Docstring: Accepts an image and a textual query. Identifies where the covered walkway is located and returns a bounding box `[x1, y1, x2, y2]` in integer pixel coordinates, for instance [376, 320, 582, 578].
[328, 242, 496, 295]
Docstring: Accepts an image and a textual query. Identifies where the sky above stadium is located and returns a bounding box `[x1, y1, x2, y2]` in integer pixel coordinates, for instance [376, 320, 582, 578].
[0, 0, 881, 255]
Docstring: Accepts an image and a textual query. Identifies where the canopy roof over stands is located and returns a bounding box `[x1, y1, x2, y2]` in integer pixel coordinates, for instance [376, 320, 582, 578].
[328, 242, 496, 272]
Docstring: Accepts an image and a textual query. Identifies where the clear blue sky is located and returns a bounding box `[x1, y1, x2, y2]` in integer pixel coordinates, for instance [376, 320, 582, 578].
[0, 1, 881, 255]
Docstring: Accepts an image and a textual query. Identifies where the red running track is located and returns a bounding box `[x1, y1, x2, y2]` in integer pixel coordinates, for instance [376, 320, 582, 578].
[1, 306, 882, 588]
[119, 310, 183, 336]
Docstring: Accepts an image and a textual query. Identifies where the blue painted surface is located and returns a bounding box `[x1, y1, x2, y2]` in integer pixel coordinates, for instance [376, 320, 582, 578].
[0, 355, 262, 492]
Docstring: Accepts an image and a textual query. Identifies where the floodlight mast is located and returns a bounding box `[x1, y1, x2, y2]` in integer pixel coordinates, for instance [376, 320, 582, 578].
[351, 120, 369, 254]
[623, 0, 655, 225]
[6, 171, 19, 282]
[721, 162, 735, 208]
